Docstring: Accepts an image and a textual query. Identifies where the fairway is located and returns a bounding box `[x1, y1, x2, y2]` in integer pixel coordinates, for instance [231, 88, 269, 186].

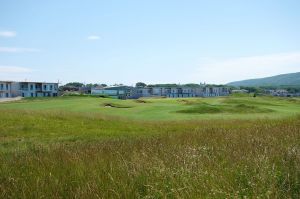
[1, 96, 300, 198]
[0, 95, 300, 121]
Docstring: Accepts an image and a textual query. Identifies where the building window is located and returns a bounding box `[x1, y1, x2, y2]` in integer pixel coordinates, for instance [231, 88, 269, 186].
[6, 84, 9, 90]
[50, 85, 53, 90]
[0, 84, 3, 90]
[30, 85, 34, 90]
[44, 85, 47, 90]
[6, 93, 9, 97]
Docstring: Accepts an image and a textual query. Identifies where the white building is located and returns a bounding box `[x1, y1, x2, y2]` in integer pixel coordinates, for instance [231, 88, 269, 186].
[167, 86, 229, 98]
[0, 81, 12, 98]
[13, 82, 58, 97]
[91, 84, 230, 99]
[136, 87, 152, 97]
[136, 86, 229, 99]
[0, 81, 59, 98]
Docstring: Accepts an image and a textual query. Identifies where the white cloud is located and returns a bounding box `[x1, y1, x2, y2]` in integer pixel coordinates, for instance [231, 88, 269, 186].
[194, 52, 300, 84]
[87, 35, 100, 40]
[0, 66, 32, 73]
[0, 47, 40, 53]
[0, 31, 16, 37]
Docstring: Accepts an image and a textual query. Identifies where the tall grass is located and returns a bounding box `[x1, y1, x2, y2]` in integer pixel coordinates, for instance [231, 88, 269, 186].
[0, 111, 300, 198]
[1, 110, 300, 198]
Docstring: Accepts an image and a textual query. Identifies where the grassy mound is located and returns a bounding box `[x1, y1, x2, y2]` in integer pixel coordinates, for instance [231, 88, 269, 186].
[222, 98, 281, 106]
[177, 103, 273, 114]
[232, 103, 273, 113]
[177, 103, 222, 114]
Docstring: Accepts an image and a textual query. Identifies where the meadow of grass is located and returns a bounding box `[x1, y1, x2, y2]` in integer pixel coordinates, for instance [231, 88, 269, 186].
[0, 96, 300, 198]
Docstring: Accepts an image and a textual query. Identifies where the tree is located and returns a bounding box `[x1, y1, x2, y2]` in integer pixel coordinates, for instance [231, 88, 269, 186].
[65, 82, 84, 88]
[85, 83, 98, 88]
[59, 82, 84, 92]
[135, 82, 147, 88]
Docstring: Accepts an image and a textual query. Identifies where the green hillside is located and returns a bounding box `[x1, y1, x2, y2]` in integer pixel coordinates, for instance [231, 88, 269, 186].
[227, 72, 300, 87]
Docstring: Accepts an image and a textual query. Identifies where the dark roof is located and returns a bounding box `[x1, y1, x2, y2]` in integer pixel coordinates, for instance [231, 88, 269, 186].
[0, 81, 13, 83]
[18, 81, 59, 84]
[103, 86, 134, 90]
[92, 85, 105, 90]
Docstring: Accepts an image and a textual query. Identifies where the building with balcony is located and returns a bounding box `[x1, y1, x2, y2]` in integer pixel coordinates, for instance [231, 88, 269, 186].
[0, 81, 13, 98]
[12, 82, 59, 97]
[92, 84, 230, 99]
[0, 81, 59, 98]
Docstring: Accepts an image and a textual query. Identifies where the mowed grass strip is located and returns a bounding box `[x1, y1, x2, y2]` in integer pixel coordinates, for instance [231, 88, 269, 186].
[0, 108, 300, 198]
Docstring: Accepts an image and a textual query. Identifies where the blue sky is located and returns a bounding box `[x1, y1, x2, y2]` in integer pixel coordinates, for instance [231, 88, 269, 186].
[0, 0, 300, 85]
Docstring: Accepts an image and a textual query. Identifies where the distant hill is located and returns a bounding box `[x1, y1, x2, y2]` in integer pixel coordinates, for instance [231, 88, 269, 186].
[227, 72, 300, 87]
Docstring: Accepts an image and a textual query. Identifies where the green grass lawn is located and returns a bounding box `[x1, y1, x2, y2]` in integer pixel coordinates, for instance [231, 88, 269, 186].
[0, 95, 300, 121]
[0, 96, 300, 198]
